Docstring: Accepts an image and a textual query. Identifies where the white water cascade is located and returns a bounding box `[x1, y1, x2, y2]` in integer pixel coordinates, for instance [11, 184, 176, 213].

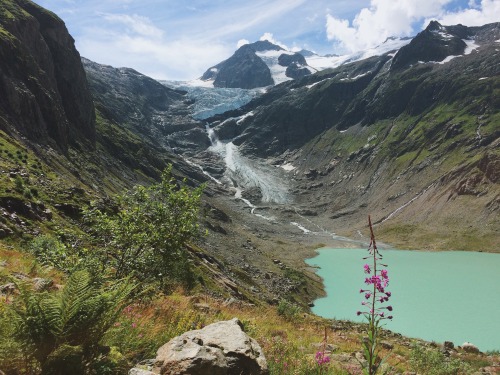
[205, 124, 290, 218]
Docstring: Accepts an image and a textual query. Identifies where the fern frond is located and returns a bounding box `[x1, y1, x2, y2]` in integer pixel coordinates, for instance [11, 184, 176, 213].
[59, 270, 93, 333]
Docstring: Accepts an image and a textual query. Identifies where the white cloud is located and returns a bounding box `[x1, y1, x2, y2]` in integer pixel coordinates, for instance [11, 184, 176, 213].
[326, 0, 456, 53]
[326, 0, 500, 54]
[259, 32, 289, 49]
[102, 13, 163, 38]
[78, 31, 232, 80]
[237, 39, 250, 48]
[432, 0, 500, 26]
[77, 12, 233, 80]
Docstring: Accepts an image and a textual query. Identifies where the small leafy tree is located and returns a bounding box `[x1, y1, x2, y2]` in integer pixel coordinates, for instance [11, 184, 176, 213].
[85, 166, 203, 290]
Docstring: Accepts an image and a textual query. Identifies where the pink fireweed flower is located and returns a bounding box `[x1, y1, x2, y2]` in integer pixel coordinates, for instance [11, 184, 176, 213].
[359, 216, 394, 375]
[315, 351, 330, 365]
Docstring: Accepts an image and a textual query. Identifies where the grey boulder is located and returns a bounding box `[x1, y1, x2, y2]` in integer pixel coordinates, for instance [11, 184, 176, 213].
[156, 318, 268, 375]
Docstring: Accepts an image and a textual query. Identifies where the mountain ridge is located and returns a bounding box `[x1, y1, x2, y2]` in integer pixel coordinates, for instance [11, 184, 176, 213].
[195, 21, 499, 250]
[200, 39, 315, 88]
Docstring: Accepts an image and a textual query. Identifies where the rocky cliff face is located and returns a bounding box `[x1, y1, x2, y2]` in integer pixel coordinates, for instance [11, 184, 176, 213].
[82, 58, 207, 153]
[0, 0, 95, 153]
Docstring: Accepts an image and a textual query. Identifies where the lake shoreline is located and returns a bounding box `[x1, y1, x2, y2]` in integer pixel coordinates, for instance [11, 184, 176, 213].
[306, 247, 500, 352]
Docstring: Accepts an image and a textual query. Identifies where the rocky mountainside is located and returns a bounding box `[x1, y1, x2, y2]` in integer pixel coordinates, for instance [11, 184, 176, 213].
[82, 58, 210, 154]
[0, 0, 95, 153]
[196, 21, 500, 250]
[0, 0, 325, 307]
[201, 40, 314, 88]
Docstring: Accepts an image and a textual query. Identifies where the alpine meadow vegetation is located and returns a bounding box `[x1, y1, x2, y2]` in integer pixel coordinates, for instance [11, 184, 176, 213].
[0, 166, 205, 373]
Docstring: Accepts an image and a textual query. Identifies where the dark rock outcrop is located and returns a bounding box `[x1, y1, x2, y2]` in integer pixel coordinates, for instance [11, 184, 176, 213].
[278, 53, 312, 79]
[0, 0, 95, 152]
[201, 41, 284, 89]
[211, 46, 274, 89]
[278, 53, 307, 67]
[391, 21, 467, 70]
[391, 21, 500, 70]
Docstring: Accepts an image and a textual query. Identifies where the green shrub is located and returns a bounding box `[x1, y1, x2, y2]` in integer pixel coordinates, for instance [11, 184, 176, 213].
[23, 186, 32, 198]
[27, 235, 75, 272]
[14, 174, 24, 191]
[84, 166, 203, 291]
[277, 299, 302, 321]
[409, 344, 472, 375]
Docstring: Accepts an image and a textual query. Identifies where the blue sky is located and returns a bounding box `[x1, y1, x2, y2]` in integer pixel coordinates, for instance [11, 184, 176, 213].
[34, 0, 500, 80]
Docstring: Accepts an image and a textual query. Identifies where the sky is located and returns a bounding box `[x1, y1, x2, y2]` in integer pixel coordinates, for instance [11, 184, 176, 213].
[34, 0, 500, 81]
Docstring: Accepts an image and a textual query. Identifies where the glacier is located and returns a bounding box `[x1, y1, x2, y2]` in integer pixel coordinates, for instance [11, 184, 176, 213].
[205, 124, 290, 205]
[161, 80, 264, 120]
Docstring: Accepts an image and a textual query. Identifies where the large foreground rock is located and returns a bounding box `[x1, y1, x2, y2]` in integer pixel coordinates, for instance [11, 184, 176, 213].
[156, 318, 268, 375]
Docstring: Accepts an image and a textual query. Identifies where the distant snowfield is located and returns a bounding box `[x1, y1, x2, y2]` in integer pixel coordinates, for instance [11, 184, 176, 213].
[170, 37, 412, 91]
[255, 50, 295, 85]
[306, 38, 412, 71]
[183, 78, 214, 88]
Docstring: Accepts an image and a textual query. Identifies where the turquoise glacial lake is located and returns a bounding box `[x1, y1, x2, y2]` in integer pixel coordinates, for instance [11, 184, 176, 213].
[306, 248, 500, 351]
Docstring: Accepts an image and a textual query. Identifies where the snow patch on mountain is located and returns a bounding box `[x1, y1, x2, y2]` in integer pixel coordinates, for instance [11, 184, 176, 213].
[433, 39, 479, 65]
[236, 111, 255, 125]
[255, 50, 294, 85]
[306, 37, 411, 70]
[306, 78, 330, 89]
[340, 71, 371, 81]
[280, 163, 295, 171]
[464, 39, 479, 54]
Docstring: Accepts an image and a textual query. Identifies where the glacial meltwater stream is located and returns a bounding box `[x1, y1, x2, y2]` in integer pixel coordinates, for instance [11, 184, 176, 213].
[306, 248, 500, 351]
